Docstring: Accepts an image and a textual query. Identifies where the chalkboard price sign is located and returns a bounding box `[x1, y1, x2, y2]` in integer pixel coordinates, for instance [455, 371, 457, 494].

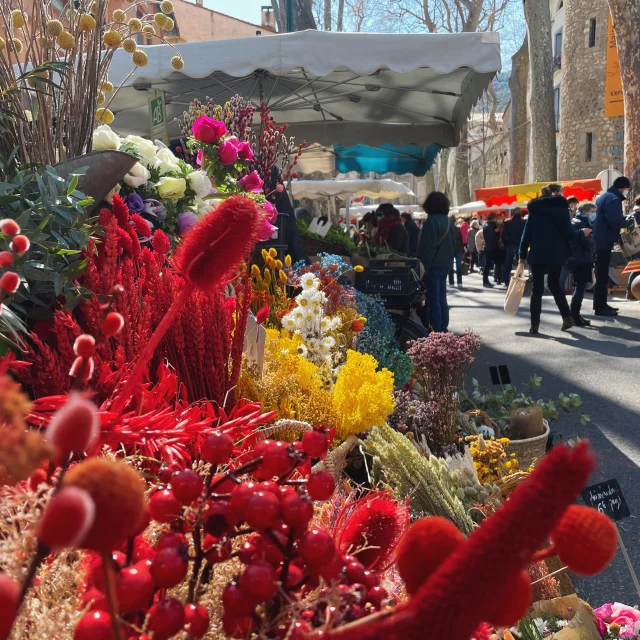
[581, 478, 630, 522]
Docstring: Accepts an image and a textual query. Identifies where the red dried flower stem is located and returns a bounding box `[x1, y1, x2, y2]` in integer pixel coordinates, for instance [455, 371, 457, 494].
[110, 286, 192, 415]
[102, 553, 124, 640]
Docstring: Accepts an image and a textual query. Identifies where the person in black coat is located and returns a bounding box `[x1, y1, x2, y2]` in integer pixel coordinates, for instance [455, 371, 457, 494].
[519, 185, 591, 333]
[401, 212, 420, 257]
[482, 213, 499, 287]
[500, 208, 525, 284]
[567, 204, 596, 326]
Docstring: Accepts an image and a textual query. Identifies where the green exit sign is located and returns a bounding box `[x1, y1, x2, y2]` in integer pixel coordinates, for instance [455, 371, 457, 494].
[150, 94, 164, 127]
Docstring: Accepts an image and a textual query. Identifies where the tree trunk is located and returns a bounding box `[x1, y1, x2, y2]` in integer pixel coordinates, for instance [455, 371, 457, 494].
[271, 0, 285, 31]
[523, 0, 557, 181]
[608, 0, 640, 192]
[509, 34, 529, 184]
[296, 0, 318, 30]
[423, 167, 436, 200]
[324, 0, 332, 29]
[455, 124, 471, 205]
[437, 148, 451, 195]
[337, 0, 345, 30]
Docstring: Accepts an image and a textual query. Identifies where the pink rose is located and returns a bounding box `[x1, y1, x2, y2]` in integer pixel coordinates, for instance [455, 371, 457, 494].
[257, 218, 277, 242]
[196, 149, 203, 166]
[237, 141, 254, 161]
[611, 604, 640, 624]
[218, 139, 239, 165]
[238, 170, 264, 193]
[192, 115, 227, 144]
[594, 603, 613, 622]
[595, 618, 607, 637]
[263, 200, 277, 222]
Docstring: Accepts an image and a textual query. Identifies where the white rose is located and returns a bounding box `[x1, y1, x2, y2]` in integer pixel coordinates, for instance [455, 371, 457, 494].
[193, 197, 220, 215]
[123, 162, 150, 189]
[104, 182, 121, 202]
[155, 176, 186, 201]
[124, 135, 158, 166]
[156, 147, 180, 175]
[93, 124, 121, 151]
[188, 170, 213, 199]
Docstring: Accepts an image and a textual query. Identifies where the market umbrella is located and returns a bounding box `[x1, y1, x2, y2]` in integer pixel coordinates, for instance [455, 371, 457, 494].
[291, 178, 415, 200]
[106, 30, 501, 148]
[475, 179, 602, 207]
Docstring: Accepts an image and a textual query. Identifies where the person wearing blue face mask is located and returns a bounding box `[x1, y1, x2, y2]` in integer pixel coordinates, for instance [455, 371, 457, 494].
[567, 203, 597, 326]
[592, 176, 633, 316]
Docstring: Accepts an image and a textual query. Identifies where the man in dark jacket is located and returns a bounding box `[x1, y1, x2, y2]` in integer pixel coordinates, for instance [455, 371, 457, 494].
[482, 214, 499, 287]
[592, 176, 631, 315]
[568, 204, 596, 326]
[401, 212, 420, 257]
[500, 208, 525, 285]
[519, 187, 591, 333]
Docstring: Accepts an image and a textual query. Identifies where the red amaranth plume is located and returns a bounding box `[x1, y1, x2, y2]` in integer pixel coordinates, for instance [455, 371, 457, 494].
[110, 193, 130, 228]
[335, 492, 409, 570]
[325, 441, 599, 640]
[110, 196, 261, 415]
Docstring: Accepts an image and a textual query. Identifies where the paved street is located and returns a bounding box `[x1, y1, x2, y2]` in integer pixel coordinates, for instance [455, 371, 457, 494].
[448, 271, 640, 605]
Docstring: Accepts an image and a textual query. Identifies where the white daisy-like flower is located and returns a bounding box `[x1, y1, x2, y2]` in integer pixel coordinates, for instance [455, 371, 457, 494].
[282, 314, 296, 330]
[296, 344, 308, 357]
[323, 336, 336, 348]
[301, 275, 320, 290]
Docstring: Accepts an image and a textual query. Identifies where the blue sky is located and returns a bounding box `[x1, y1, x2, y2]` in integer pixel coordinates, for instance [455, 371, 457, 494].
[206, 0, 264, 24]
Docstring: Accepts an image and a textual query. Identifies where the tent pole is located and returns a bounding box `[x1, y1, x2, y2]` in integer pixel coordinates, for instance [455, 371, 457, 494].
[286, 0, 294, 32]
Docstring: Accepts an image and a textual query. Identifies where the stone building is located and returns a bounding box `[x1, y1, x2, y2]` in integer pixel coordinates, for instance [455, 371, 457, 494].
[556, 0, 624, 178]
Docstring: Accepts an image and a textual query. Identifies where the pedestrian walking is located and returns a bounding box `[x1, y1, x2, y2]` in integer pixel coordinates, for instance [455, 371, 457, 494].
[592, 176, 632, 316]
[449, 218, 464, 287]
[567, 203, 596, 326]
[519, 184, 591, 333]
[476, 220, 486, 269]
[493, 218, 506, 285]
[417, 191, 456, 332]
[467, 219, 480, 273]
[401, 212, 420, 257]
[482, 213, 499, 288]
[500, 207, 525, 285]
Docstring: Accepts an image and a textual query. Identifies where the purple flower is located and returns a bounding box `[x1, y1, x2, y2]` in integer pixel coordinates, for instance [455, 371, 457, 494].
[141, 199, 167, 221]
[177, 211, 199, 236]
[124, 193, 144, 213]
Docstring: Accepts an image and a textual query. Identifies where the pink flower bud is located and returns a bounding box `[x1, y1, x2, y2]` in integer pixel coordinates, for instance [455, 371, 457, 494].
[0, 218, 20, 236]
[102, 311, 124, 337]
[74, 334, 96, 359]
[218, 139, 239, 165]
[10, 235, 30, 254]
[0, 251, 13, 268]
[69, 356, 95, 385]
[46, 394, 100, 457]
[37, 486, 96, 549]
[275, 184, 285, 193]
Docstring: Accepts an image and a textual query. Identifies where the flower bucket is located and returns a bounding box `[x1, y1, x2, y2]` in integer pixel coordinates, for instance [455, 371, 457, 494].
[506, 420, 550, 470]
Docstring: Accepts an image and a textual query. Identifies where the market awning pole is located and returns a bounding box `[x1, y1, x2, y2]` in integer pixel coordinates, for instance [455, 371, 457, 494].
[286, 0, 294, 32]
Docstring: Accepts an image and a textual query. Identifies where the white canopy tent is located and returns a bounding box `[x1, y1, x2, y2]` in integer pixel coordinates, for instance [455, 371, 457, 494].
[449, 200, 524, 217]
[291, 178, 415, 200]
[106, 30, 501, 147]
[339, 204, 424, 220]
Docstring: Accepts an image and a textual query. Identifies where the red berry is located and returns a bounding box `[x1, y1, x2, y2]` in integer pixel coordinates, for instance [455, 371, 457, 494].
[222, 582, 255, 617]
[307, 471, 335, 501]
[147, 599, 186, 640]
[155, 531, 186, 551]
[222, 614, 256, 639]
[299, 529, 335, 567]
[90, 552, 127, 591]
[362, 570, 379, 589]
[0, 251, 13, 268]
[230, 481, 257, 519]
[0, 573, 19, 639]
[367, 586, 387, 608]
[102, 311, 124, 337]
[0, 219, 19, 236]
[245, 490, 280, 530]
[319, 552, 345, 582]
[171, 470, 203, 504]
[258, 480, 280, 495]
[11, 234, 30, 254]
[254, 531, 286, 566]
[203, 500, 234, 536]
[82, 587, 107, 611]
[201, 431, 234, 465]
[29, 468, 48, 491]
[184, 603, 209, 637]
[150, 547, 189, 588]
[149, 489, 182, 523]
[239, 540, 257, 564]
[116, 566, 154, 613]
[73, 334, 96, 359]
[279, 563, 304, 589]
[132, 538, 156, 563]
[261, 441, 293, 477]
[302, 430, 328, 458]
[239, 562, 278, 602]
[346, 604, 365, 621]
[74, 610, 114, 640]
[203, 534, 232, 563]
[0, 271, 20, 293]
[281, 492, 314, 528]
[345, 560, 366, 585]
[157, 467, 175, 484]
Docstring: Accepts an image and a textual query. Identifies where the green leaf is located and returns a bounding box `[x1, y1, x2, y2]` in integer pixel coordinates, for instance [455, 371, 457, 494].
[66, 174, 79, 196]
[61, 258, 88, 278]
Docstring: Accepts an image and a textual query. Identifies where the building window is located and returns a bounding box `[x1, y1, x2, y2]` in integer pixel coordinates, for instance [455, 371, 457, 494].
[554, 29, 563, 69]
[554, 87, 561, 132]
[588, 18, 597, 47]
[585, 132, 594, 163]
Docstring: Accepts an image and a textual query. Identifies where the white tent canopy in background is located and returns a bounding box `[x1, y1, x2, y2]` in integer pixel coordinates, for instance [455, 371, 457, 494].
[291, 179, 415, 200]
[107, 30, 501, 147]
[339, 205, 424, 220]
[449, 200, 524, 217]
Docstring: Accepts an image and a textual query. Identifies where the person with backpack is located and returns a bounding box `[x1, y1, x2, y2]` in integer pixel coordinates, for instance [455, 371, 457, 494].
[417, 191, 456, 332]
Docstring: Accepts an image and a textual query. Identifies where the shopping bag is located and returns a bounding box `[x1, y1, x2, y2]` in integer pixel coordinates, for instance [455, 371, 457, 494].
[504, 263, 526, 314]
[620, 221, 640, 258]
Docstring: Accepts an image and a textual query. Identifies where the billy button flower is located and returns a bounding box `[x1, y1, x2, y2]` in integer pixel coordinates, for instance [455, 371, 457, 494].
[95, 108, 114, 125]
[128, 17, 142, 32]
[132, 50, 148, 67]
[122, 38, 137, 53]
[154, 12, 168, 28]
[102, 29, 121, 48]
[78, 13, 96, 31]
[100, 80, 114, 93]
[57, 31, 75, 50]
[112, 9, 126, 22]
[160, 0, 175, 12]
[10, 9, 26, 28]
[142, 24, 156, 37]
[45, 19, 63, 37]
[170, 56, 184, 70]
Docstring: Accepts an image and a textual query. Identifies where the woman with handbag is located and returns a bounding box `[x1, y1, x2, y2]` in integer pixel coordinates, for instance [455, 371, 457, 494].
[417, 191, 456, 332]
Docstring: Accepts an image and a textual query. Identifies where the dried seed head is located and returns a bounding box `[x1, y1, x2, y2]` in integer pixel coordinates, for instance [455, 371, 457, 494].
[112, 9, 127, 22]
[122, 37, 137, 53]
[95, 108, 114, 125]
[103, 29, 122, 48]
[57, 31, 75, 50]
[78, 13, 96, 31]
[128, 17, 142, 32]
[45, 19, 63, 37]
[10, 10, 26, 29]
[160, 0, 174, 13]
[132, 50, 148, 67]
[170, 56, 184, 70]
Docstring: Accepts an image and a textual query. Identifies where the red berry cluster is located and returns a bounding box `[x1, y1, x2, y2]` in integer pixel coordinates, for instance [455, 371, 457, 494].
[0, 218, 30, 295]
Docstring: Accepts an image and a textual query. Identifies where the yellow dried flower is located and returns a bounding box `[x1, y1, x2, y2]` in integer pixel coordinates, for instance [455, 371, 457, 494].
[160, 0, 174, 13]
[275, 259, 283, 269]
[112, 9, 127, 23]
[142, 24, 156, 37]
[103, 29, 122, 48]
[263, 268, 272, 284]
[45, 19, 63, 37]
[128, 17, 142, 32]
[0, 37, 5, 51]
[97, 92, 106, 105]
[354, 264, 364, 272]
[10, 38, 23, 54]
[11, 10, 26, 29]
[285, 255, 292, 267]
[57, 31, 75, 50]
[122, 37, 137, 53]
[100, 80, 114, 92]
[269, 248, 277, 258]
[278, 269, 287, 284]
[95, 108, 114, 125]
[153, 12, 168, 28]
[170, 55, 184, 70]
[164, 17, 174, 30]
[132, 50, 148, 67]
[261, 249, 269, 260]
[78, 13, 96, 31]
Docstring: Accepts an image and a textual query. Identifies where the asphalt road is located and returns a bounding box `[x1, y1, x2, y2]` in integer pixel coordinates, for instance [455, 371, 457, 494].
[447, 270, 640, 607]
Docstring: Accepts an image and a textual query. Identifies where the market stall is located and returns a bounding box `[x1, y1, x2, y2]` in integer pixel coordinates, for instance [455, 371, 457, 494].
[339, 204, 424, 220]
[475, 179, 602, 206]
[291, 178, 415, 200]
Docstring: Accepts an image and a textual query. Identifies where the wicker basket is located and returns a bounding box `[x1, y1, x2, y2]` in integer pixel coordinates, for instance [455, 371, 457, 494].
[506, 420, 550, 470]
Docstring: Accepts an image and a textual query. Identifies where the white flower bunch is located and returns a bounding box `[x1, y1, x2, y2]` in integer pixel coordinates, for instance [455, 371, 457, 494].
[281, 275, 340, 365]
